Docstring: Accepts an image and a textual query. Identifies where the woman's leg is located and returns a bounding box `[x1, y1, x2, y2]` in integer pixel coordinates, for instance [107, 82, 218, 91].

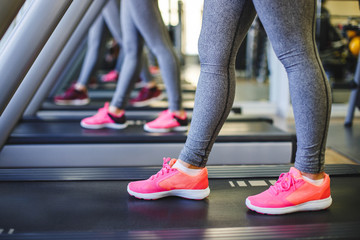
[253, 0, 332, 174]
[139, 51, 152, 84]
[54, 14, 104, 105]
[77, 14, 104, 86]
[102, 0, 122, 45]
[103, 0, 153, 85]
[126, 0, 182, 111]
[127, 0, 256, 199]
[102, 0, 124, 75]
[245, 0, 332, 215]
[127, 0, 333, 209]
[110, 0, 144, 109]
[179, 0, 257, 167]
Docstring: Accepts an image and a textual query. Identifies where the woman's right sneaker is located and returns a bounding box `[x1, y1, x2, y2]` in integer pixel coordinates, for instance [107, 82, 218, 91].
[130, 86, 163, 107]
[144, 110, 188, 133]
[101, 70, 119, 83]
[54, 85, 90, 106]
[246, 167, 332, 215]
[80, 102, 127, 129]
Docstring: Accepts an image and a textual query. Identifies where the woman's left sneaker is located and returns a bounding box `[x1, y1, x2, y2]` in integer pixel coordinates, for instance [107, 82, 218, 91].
[127, 158, 210, 200]
[54, 85, 89, 106]
[130, 86, 163, 107]
[246, 167, 332, 215]
[144, 110, 188, 133]
[101, 70, 119, 83]
[80, 102, 127, 129]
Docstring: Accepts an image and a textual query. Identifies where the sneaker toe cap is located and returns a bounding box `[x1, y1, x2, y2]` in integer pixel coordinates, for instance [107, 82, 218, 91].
[128, 180, 164, 194]
[247, 191, 293, 208]
[145, 121, 159, 128]
[81, 117, 95, 125]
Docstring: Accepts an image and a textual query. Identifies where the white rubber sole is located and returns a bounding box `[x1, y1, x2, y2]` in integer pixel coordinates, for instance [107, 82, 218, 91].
[80, 121, 128, 130]
[143, 124, 188, 133]
[54, 98, 90, 106]
[127, 186, 210, 200]
[245, 196, 332, 215]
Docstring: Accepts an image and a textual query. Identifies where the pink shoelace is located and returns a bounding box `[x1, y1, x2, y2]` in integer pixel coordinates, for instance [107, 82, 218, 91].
[269, 172, 299, 195]
[150, 157, 176, 180]
[91, 106, 108, 118]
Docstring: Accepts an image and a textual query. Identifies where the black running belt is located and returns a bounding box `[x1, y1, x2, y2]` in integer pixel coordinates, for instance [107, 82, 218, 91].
[0, 164, 357, 181]
[8, 119, 293, 144]
[40, 99, 242, 114]
[0, 166, 359, 239]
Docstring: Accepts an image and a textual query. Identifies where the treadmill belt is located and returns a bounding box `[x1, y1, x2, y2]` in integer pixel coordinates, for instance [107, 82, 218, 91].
[0, 174, 359, 239]
[8, 119, 292, 144]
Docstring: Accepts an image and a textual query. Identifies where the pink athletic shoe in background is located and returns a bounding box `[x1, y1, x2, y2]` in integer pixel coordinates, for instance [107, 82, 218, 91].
[130, 86, 163, 107]
[80, 102, 127, 129]
[101, 70, 119, 83]
[144, 110, 188, 133]
[54, 85, 89, 106]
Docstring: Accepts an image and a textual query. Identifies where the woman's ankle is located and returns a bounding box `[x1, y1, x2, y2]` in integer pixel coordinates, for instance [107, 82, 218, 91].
[178, 159, 203, 169]
[171, 109, 187, 119]
[300, 171, 325, 180]
[108, 105, 125, 116]
[75, 83, 87, 92]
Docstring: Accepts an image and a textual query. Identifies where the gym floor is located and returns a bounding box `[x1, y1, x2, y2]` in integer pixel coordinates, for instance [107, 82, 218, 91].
[272, 116, 360, 165]
[326, 118, 360, 164]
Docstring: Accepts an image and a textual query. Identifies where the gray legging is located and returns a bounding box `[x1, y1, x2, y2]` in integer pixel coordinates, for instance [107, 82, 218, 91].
[77, 0, 152, 87]
[110, 0, 182, 111]
[179, 0, 332, 174]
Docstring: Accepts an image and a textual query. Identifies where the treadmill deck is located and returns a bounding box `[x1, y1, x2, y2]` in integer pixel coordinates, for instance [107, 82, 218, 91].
[0, 164, 359, 239]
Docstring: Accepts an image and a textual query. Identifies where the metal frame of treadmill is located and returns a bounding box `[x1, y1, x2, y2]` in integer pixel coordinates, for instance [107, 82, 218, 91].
[0, 141, 293, 167]
[0, 0, 107, 150]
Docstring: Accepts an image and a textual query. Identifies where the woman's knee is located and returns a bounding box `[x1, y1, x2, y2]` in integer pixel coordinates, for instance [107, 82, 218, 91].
[275, 47, 316, 72]
[123, 40, 142, 58]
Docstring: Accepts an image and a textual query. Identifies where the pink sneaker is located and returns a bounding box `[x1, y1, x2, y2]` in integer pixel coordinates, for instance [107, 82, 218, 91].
[80, 102, 127, 129]
[144, 110, 188, 133]
[246, 167, 332, 215]
[101, 70, 119, 82]
[127, 158, 210, 200]
[149, 66, 160, 76]
[130, 86, 163, 107]
[54, 85, 89, 106]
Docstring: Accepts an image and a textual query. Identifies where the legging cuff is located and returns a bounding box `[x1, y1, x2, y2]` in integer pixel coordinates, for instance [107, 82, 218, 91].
[178, 146, 208, 168]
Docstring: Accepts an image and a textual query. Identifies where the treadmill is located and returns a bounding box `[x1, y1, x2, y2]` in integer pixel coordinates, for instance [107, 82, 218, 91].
[0, 164, 359, 239]
[2, 2, 359, 239]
